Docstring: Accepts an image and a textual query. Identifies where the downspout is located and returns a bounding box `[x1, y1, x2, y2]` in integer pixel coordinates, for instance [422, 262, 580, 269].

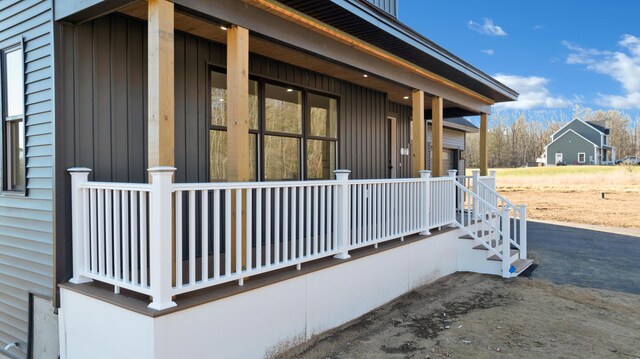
[594, 145, 598, 165]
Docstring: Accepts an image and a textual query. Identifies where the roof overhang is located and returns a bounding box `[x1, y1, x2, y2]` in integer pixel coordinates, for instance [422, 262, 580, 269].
[277, 0, 519, 103]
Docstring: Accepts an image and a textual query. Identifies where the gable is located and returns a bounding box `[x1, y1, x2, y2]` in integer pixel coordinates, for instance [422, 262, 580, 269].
[547, 129, 597, 149]
[552, 118, 603, 146]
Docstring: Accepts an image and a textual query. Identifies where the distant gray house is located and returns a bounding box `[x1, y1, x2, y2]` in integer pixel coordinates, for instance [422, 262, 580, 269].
[541, 118, 616, 165]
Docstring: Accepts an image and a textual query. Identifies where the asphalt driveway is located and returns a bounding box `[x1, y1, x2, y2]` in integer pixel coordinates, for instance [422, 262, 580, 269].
[527, 220, 640, 294]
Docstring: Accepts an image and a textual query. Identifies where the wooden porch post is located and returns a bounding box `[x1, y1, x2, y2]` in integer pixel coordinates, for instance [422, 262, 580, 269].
[148, 0, 174, 169]
[431, 96, 444, 177]
[411, 90, 425, 176]
[479, 113, 488, 176]
[227, 25, 250, 273]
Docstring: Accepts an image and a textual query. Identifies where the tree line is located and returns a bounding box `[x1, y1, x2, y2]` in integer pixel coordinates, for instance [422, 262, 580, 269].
[463, 107, 640, 168]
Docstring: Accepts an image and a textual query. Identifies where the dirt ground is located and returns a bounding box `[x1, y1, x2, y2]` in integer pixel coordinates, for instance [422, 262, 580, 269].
[499, 188, 640, 229]
[278, 273, 640, 359]
[491, 166, 640, 229]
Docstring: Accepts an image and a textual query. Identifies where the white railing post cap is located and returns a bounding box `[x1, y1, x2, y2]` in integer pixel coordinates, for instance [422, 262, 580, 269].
[490, 170, 497, 177]
[472, 169, 480, 174]
[147, 166, 177, 173]
[418, 170, 431, 175]
[447, 169, 457, 177]
[68, 167, 92, 173]
[333, 169, 351, 174]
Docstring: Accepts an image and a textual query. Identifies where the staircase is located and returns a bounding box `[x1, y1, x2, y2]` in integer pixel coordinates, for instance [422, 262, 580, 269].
[453, 180, 533, 278]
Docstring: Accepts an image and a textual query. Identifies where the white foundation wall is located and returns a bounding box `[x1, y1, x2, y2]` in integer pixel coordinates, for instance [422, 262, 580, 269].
[60, 228, 481, 359]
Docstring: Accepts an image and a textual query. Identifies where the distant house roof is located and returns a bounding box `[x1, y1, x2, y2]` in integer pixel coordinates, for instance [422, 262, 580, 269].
[277, 0, 519, 103]
[586, 121, 610, 135]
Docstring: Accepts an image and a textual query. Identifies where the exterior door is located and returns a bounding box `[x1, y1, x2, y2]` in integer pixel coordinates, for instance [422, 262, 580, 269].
[555, 153, 563, 164]
[388, 117, 397, 178]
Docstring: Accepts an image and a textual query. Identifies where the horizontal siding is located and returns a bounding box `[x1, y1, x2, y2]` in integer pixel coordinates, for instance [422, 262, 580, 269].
[0, 0, 54, 355]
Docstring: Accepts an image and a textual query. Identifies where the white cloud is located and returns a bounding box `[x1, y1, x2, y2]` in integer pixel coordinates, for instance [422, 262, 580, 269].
[493, 74, 573, 110]
[481, 49, 495, 55]
[563, 34, 640, 109]
[533, 25, 544, 30]
[467, 18, 507, 37]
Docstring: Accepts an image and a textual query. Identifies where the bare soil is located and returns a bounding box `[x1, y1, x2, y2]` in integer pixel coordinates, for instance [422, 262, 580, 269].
[278, 273, 640, 359]
[499, 188, 640, 229]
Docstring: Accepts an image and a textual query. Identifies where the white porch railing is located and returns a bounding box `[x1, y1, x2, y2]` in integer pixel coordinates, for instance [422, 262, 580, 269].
[69, 168, 443, 309]
[68, 166, 526, 306]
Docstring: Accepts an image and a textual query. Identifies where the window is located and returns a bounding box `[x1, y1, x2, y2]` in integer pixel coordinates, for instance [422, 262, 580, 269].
[306, 93, 337, 180]
[1, 44, 25, 193]
[209, 69, 338, 182]
[578, 152, 586, 163]
[208, 69, 258, 181]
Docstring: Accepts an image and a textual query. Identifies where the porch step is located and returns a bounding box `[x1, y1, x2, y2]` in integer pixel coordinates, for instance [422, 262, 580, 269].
[459, 230, 492, 240]
[487, 249, 518, 261]
[473, 240, 502, 250]
[510, 259, 534, 276]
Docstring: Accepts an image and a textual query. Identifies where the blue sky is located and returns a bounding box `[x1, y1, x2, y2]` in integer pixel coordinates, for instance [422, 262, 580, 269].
[397, 1, 640, 114]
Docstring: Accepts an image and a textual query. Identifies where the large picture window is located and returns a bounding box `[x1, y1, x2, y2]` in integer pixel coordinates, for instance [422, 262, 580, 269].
[1, 44, 25, 193]
[209, 69, 338, 182]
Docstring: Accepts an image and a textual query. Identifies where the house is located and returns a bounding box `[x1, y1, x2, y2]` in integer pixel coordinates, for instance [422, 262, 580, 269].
[0, 0, 529, 358]
[541, 118, 616, 165]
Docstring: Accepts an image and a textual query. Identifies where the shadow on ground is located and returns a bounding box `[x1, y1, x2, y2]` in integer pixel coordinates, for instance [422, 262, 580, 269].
[527, 221, 640, 294]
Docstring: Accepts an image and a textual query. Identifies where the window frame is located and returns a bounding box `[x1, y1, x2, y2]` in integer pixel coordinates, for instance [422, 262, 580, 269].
[577, 152, 586, 164]
[207, 65, 261, 182]
[0, 38, 26, 196]
[207, 65, 340, 182]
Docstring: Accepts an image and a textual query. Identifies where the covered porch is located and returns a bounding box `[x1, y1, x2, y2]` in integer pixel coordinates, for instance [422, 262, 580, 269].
[54, 1, 524, 357]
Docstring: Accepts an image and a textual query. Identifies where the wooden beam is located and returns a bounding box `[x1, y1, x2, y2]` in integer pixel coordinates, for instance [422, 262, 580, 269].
[480, 113, 489, 176]
[227, 25, 250, 182]
[411, 90, 425, 176]
[148, 0, 174, 169]
[431, 96, 444, 177]
[227, 25, 250, 272]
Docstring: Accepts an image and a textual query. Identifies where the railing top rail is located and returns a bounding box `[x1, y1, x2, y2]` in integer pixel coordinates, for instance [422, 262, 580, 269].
[79, 182, 153, 191]
[430, 176, 456, 182]
[172, 179, 337, 191]
[349, 178, 425, 185]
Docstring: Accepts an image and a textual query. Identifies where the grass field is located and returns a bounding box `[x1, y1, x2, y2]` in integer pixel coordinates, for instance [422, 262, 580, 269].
[468, 165, 640, 229]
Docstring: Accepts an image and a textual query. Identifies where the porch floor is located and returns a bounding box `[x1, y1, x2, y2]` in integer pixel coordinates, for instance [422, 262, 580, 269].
[59, 225, 458, 318]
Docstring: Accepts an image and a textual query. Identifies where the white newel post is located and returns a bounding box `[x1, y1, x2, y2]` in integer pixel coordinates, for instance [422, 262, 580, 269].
[501, 207, 511, 278]
[68, 168, 93, 284]
[148, 167, 177, 310]
[472, 170, 480, 218]
[519, 205, 527, 259]
[419, 170, 431, 235]
[334, 170, 351, 259]
[447, 169, 458, 218]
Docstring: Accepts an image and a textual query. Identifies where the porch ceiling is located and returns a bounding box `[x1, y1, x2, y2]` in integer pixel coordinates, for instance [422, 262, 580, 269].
[117, 2, 474, 112]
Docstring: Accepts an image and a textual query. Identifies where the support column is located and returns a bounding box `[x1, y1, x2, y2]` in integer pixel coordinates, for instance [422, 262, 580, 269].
[227, 25, 250, 182]
[431, 96, 444, 177]
[227, 26, 250, 272]
[148, 0, 175, 169]
[479, 113, 489, 176]
[411, 90, 425, 177]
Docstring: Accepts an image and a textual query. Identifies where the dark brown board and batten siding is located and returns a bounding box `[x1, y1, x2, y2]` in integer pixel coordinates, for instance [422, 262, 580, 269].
[54, 13, 393, 284]
[0, 0, 54, 355]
